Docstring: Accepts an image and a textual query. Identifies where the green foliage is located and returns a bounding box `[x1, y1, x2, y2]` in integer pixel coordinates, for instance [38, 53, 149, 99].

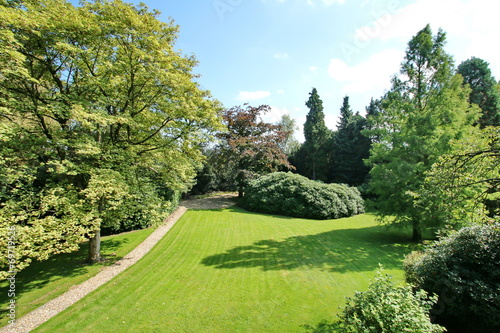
[366, 25, 479, 241]
[337, 269, 446, 333]
[190, 163, 220, 196]
[300, 88, 333, 182]
[417, 127, 498, 231]
[278, 114, 301, 156]
[330, 96, 371, 186]
[458, 57, 500, 127]
[403, 222, 500, 333]
[101, 180, 181, 235]
[0, 0, 221, 274]
[215, 104, 292, 196]
[240, 172, 364, 219]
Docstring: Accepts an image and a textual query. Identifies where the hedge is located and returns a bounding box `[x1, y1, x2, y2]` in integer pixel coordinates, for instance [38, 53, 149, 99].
[240, 172, 364, 219]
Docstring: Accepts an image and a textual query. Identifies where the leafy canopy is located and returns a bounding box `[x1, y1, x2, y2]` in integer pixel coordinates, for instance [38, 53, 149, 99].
[216, 104, 292, 196]
[0, 0, 221, 274]
[366, 24, 479, 241]
[458, 57, 500, 127]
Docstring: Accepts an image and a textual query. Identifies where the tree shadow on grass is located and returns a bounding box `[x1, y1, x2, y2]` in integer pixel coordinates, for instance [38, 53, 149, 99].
[301, 320, 342, 333]
[0, 237, 129, 323]
[201, 224, 421, 273]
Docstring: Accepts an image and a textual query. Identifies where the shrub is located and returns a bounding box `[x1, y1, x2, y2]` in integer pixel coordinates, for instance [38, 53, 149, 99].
[337, 269, 446, 333]
[240, 172, 364, 219]
[101, 180, 180, 236]
[403, 222, 500, 333]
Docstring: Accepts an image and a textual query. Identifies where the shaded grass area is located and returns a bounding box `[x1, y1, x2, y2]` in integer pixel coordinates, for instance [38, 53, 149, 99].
[0, 227, 154, 328]
[34, 207, 422, 333]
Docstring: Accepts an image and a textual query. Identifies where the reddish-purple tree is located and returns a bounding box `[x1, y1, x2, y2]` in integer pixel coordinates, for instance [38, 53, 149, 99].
[218, 104, 294, 197]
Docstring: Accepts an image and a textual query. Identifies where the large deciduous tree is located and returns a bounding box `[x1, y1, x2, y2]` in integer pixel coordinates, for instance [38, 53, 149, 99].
[217, 104, 292, 197]
[0, 0, 221, 275]
[366, 25, 479, 242]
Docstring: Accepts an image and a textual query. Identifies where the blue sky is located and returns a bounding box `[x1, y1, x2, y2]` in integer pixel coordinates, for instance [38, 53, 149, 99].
[83, 0, 500, 140]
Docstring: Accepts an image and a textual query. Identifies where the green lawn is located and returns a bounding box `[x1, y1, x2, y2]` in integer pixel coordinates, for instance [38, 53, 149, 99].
[34, 207, 422, 333]
[0, 227, 155, 328]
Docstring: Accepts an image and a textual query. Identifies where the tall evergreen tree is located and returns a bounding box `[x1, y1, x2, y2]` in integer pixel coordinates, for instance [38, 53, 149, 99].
[364, 98, 383, 144]
[301, 88, 332, 181]
[330, 97, 371, 186]
[366, 25, 480, 242]
[338, 96, 355, 131]
[457, 57, 500, 127]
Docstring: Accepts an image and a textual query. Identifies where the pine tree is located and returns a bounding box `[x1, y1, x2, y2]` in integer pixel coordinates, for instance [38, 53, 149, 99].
[330, 97, 371, 186]
[366, 25, 479, 242]
[301, 88, 332, 181]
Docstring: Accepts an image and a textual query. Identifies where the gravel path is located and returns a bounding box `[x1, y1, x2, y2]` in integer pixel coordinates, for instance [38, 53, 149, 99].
[182, 192, 238, 210]
[1, 193, 236, 333]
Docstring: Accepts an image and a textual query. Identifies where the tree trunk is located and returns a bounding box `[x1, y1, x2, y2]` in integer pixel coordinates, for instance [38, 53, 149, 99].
[412, 220, 423, 243]
[88, 229, 101, 262]
[237, 169, 245, 198]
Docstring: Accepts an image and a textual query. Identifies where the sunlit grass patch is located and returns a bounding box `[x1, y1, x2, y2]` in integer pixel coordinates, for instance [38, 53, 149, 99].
[34, 207, 421, 332]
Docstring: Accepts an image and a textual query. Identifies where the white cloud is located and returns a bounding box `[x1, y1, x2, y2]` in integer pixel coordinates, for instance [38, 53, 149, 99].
[355, 0, 468, 42]
[324, 113, 339, 130]
[295, 115, 306, 142]
[328, 48, 404, 95]
[309, 66, 319, 72]
[351, 0, 500, 76]
[236, 91, 271, 101]
[273, 52, 289, 59]
[263, 106, 290, 123]
[277, 89, 285, 94]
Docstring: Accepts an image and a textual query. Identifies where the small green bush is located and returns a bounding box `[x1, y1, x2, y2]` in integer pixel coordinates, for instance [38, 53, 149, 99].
[240, 172, 364, 219]
[404, 222, 500, 333]
[337, 269, 446, 333]
[101, 183, 180, 235]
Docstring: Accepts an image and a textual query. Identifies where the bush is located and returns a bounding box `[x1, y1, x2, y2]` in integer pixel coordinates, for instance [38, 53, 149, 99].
[337, 269, 446, 333]
[403, 222, 500, 333]
[101, 176, 181, 236]
[240, 172, 364, 219]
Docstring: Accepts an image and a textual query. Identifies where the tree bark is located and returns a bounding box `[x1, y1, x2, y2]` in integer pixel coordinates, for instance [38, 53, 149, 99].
[88, 229, 101, 262]
[412, 220, 423, 243]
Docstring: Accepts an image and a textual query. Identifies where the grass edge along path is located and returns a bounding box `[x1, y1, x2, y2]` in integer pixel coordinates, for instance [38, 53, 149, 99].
[0, 226, 155, 329]
[0, 206, 187, 333]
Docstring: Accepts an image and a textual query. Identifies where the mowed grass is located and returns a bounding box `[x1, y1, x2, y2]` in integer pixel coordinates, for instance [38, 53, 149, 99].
[0, 227, 155, 328]
[35, 207, 422, 333]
